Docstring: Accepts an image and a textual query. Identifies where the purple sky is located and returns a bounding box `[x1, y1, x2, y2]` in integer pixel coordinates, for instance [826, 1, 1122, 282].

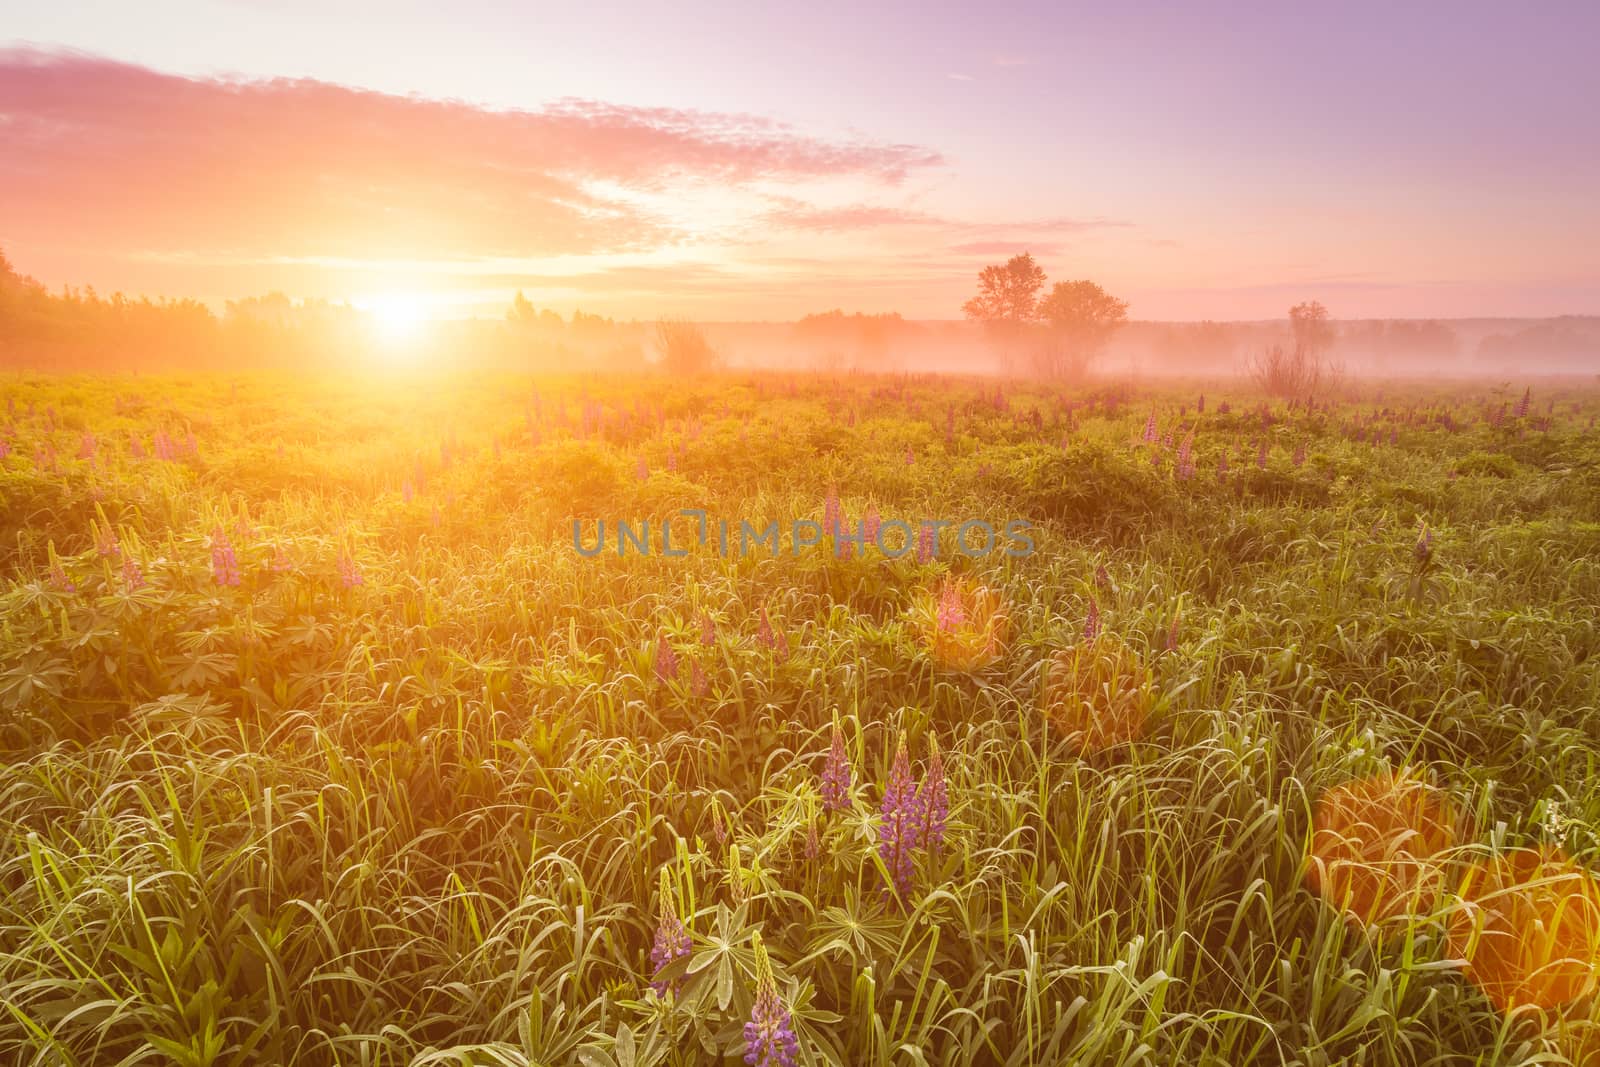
[3, 1, 1597, 319]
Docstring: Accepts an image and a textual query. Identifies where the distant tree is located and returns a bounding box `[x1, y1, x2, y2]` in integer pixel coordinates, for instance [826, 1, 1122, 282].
[1249, 301, 1343, 399]
[1289, 301, 1334, 357]
[963, 253, 1046, 329]
[1037, 280, 1128, 379]
[654, 318, 719, 375]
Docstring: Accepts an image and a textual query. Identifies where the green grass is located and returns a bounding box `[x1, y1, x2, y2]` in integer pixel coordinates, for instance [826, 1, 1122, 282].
[1, 371, 1598, 1065]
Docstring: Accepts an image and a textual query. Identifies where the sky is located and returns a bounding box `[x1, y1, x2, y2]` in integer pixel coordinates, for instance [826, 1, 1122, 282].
[3, 1, 1599, 321]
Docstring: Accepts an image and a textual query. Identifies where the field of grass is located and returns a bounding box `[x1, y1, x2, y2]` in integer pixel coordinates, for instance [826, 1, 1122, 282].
[2, 372, 1599, 1066]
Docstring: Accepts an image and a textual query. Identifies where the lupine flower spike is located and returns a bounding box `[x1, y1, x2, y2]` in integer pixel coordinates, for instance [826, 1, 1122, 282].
[744, 933, 799, 1067]
[655, 634, 678, 682]
[1084, 596, 1102, 642]
[820, 721, 852, 812]
[913, 736, 948, 856]
[649, 867, 691, 997]
[878, 735, 918, 899]
[211, 528, 241, 586]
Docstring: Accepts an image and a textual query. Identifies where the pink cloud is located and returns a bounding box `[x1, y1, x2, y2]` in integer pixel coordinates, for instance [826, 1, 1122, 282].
[0, 49, 943, 262]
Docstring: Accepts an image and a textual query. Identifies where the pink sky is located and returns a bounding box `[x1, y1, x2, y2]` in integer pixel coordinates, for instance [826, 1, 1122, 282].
[3, 2, 1598, 320]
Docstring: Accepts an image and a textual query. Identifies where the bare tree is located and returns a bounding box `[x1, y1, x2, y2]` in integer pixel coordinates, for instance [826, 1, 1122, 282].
[653, 319, 719, 375]
[1249, 301, 1343, 399]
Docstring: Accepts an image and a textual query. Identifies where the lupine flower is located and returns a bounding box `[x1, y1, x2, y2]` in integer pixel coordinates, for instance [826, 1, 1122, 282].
[1176, 432, 1196, 480]
[936, 577, 966, 632]
[1084, 596, 1102, 642]
[862, 507, 881, 547]
[338, 552, 364, 588]
[1197, 393, 1205, 413]
[904, 445, 915, 466]
[916, 522, 935, 563]
[270, 544, 292, 573]
[912, 736, 948, 855]
[95, 523, 120, 558]
[823, 487, 841, 537]
[1142, 410, 1158, 443]
[700, 611, 716, 645]
[121, 555, 145, 591]
[690, 658, 710, 697]
[1414, 523, 1433, 565]
[1515, 387, 1531, 419]
[878, 735, 918, 898]
[649, 868, 691, 997]
[1094, 563, 1111, 590]
[0, 437, 11, 459]
[655, 635, 678, 682]
[77, 432, 96, 460]
[211, 529, 241, 586]
[743, 933, 799, 1067]
[1163, 602, 1182, 652]
[804, 818, 820, 860]
[727, 843, 747, 903]
[47, 545, 75, 592]
[820, 722, 852, 812]
[711, 802, 728, 847]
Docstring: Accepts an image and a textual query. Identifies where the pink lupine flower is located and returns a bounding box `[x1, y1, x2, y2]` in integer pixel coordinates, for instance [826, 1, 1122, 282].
[690, 659, 709, 697]
[862, 507, 881, 547]
[1515, 387, 1531, 418]
[820, 722, 852, 812]
[337, 552, 364, 588]
[655, 635, 678, 683]
[904, 445, 915, 466]
[744, 934, 799, 1067]
[48, 554, 75, 593]
[77, 432, 96, 460]
[121, 555, 145, 591]
[823, 487, 842, 537]
[1176, 431, 1196, 480]
[916, 522, 935, 563]
[936, 577, 967, 632]
[1142, 410, 1158, 443]
[1084, 596, 1102, 642]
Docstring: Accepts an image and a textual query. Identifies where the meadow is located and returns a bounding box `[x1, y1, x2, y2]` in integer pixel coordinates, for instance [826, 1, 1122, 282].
[2, 371, 1599, 1067]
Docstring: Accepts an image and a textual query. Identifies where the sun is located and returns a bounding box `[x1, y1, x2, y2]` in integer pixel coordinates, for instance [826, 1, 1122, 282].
[363, 293, 429, 346]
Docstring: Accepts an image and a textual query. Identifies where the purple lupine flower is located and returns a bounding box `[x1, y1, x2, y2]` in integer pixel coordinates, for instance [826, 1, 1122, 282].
[1142, 410, 1158, 443]
[1414, 522, 1433, 565]
[878, 735, 918, 898]
[820, 722, 852, 812]
[744, 934, 799, 1067]
[912, 736, 948, 855]
[757, 608, 779, 652]
[690, 658, 709, 697]
[1084, 596, 1102, 642]
[649, 868, 691, 997]
[1176, 431, 1196, 481]
[1094, 563, 1111, 590]
[211, 528, 241, 586]
[823, 487, 841, 537]
[96, 524, 120, 558]
[1197, 393, 1205, 413]
[915, 522, 935, 563]
[77, 432, 96, 460]
[655, 634, 678, 682]
[338, 552, 364, 588]
[1515, 387, 1531, 419]
[121, 555, 145, 591]
[862, 507, 881, 548]
[710, 803, 728, 847]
